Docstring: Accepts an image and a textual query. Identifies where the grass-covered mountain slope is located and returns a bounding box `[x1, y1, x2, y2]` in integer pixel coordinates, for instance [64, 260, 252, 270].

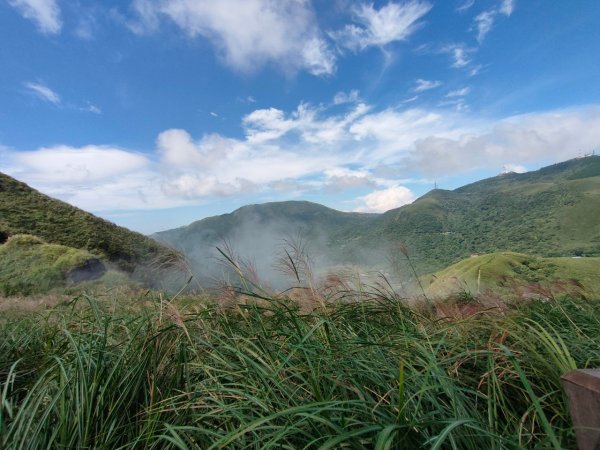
[157, 156, 600, 277]
[0, 172, 173, 272]
[424, 252, 600, 297]
[374, 155, 600, 272]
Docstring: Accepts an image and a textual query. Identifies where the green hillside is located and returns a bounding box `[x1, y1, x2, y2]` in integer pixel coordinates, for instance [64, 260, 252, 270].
[0, 234, 109, 296]
[369, 156, 600, 272]
[0, 172, 173, 272]
[425, 252, 600, 297]
[156, 156, 600, 278]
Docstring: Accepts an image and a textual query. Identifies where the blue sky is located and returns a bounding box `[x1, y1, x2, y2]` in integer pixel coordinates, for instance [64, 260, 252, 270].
[1, 0, 600, 233]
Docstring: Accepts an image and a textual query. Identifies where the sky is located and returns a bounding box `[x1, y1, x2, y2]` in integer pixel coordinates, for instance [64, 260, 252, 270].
[1, 0, 600, 233]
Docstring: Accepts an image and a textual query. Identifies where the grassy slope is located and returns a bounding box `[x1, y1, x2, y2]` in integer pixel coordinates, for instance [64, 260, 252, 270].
[1, 293, 598, 448]
[425, 251, 600, 297]
[0, 235, 100, 295]
[0, 172, 172, 272]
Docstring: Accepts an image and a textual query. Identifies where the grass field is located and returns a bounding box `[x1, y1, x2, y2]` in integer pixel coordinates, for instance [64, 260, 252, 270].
[424, 252, 600, 298]
[1, 284, 598, 449]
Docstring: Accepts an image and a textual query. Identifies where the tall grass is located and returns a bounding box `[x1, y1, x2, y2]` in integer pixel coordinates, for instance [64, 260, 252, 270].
[1, 289, 598, 448]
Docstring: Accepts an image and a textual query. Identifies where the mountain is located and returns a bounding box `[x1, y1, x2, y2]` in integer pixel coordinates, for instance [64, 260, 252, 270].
[155, 201, 377, 286]
[374, 155, 600, 272]
[156, 156, 600, 280]
[0, 172, 173, 273]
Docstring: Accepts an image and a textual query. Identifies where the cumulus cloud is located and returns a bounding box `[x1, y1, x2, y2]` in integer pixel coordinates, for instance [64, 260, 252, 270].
[355, 185, 416, 212]
[330, 1, 432, 51]
[414, 78, 442, 92]
[162, 174, 255, 198]
[407, 106, 600, 176]
[243, 102, 371, 145]
[11, 145, 149, 183]
[8, 0, 61, 34]
[128, 0, 335, 76]
[323, 167, 375, 191]
[23, 81, 61, 105]
[4, 100, 600, 214]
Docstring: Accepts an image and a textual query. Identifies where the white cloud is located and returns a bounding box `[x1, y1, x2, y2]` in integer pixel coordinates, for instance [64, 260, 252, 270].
[331, 1, 432, 51]
[5, 100, 600, 213]
[474, 10, 495, 43]
[23, 82, 100, 114]
[407, 106, 600, 176]
[11, 145, 149, 183]
[456, 0, 475, 13]
[23, 81, 60, 105]
[446, 87, 470, 97]
[129, 0, 335, 76]
[502, 163, 527, 174]
[242, 102, 371, 145]
[443, 44, 472, 68]
[162, 174, 255, 198]
[414, 78, 442, 92]
[8, 0, 61, 34]
[333, 90, 360, 105]
[355, 185, 416, 212]
[323, 167, 374, 191]
[83, 103, 102, 114]
[499, 0, 515, 16]
[473, 0, 516, 43]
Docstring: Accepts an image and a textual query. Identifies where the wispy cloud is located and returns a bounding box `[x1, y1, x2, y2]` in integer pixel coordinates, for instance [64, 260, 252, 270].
[23, 82, 101, 114]
[330, 1, 432, 51]
[456, 0, 475, 13]
[84, 104, 102, 114]
[23, 81, 61, 105]
[446, 87, 470, 97]
[414, 78, 442, 92]
[333, 90, 360, 105]
[8, 0, 62, 34]
[442, 44, 473, 68]
[473, 0, 516, 43]
[499, 0, 515, 16]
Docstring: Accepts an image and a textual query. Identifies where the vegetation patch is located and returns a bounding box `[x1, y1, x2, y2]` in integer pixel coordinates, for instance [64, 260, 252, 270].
[0, 292, 597, 448]
[0, 234, 106, 296]
[425, 252, 600, 298]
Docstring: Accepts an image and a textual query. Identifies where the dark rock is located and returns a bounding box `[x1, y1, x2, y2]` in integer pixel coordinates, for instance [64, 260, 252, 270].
[67, 258, 106, 284]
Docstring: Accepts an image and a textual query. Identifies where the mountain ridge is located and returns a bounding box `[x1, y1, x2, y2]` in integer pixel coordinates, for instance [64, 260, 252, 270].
[156, 156, 600, 277]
